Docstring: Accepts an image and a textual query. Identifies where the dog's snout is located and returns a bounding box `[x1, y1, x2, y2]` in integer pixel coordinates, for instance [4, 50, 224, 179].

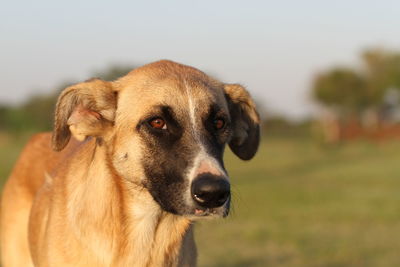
[191, 174, 230, 208]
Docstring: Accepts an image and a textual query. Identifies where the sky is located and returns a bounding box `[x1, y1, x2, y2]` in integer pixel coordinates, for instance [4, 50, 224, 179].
[1, 0, 400, 119]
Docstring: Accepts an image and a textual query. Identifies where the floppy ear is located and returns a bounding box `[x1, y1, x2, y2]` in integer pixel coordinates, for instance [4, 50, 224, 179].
[52, 78, 117, 151]
[224, 84, 260, 160]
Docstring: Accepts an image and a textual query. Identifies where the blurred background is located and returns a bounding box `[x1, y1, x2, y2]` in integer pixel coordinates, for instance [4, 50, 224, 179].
[1, 0, 400, 266]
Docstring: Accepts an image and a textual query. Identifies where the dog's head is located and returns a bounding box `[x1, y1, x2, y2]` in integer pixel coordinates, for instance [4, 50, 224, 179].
[52, 60, 260, 218]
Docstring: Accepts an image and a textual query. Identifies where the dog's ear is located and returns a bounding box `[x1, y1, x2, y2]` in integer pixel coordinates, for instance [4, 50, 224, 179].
[52, 79, 118, 151]
[224, 84, 260, 160]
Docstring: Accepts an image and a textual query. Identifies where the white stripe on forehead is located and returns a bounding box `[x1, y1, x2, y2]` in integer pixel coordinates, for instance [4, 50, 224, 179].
[184, 80, 200, 141]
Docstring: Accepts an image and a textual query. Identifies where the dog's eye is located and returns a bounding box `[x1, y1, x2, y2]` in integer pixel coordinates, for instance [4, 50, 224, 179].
[214, 118, 225, 130]
[149, 118, 167, 130]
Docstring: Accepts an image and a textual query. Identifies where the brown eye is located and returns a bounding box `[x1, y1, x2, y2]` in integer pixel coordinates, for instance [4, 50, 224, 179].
[149, 118, 167, 129]
[214, 118, 225, 130]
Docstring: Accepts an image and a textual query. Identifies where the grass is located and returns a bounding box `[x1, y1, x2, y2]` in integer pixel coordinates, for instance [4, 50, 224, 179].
[1, 132, 400, 266]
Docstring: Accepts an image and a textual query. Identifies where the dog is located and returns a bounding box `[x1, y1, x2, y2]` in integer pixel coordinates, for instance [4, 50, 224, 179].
[0, 60, 260, 266]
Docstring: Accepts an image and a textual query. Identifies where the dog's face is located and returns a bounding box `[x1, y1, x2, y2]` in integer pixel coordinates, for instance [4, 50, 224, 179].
[52, 60, 260, 218]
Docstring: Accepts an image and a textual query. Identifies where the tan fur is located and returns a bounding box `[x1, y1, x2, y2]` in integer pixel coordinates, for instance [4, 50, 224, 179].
[1, 60, 259, 266]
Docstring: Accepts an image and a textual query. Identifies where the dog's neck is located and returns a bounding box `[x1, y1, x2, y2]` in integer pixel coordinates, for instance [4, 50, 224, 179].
[67, 141, 194, 266]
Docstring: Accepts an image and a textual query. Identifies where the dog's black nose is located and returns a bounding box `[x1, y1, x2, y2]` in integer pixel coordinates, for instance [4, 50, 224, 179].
[191, 174, 230, 208]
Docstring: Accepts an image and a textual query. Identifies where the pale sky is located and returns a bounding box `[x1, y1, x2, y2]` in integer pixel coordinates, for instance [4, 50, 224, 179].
[1, 0, 400, 119]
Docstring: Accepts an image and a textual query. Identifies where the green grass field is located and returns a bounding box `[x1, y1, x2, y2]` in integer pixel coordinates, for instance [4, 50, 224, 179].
[1, 133, 400, 266]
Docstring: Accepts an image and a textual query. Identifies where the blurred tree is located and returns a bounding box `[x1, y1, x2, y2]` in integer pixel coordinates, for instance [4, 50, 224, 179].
[313, 49, 400, 115]
[312, 67, 367, 116]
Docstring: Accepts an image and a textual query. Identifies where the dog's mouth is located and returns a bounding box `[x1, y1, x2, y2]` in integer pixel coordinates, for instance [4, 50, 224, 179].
[188, 200, 230, 219]
[194, 208, 227, 217]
